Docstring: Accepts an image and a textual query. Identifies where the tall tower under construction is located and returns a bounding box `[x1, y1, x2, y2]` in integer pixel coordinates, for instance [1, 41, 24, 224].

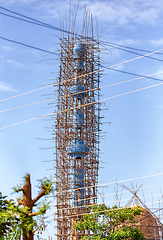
[55, 13, 101, 239]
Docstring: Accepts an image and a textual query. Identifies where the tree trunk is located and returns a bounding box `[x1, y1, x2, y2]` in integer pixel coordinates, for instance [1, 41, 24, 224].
[17, 174, 46, 240]
[23, 230, 34, 240]
[21, 174, 34, 240]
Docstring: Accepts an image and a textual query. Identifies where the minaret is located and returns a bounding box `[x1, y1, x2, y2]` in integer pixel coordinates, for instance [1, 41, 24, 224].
[55, 13, 100, 239]
[68, 43, 89, 207]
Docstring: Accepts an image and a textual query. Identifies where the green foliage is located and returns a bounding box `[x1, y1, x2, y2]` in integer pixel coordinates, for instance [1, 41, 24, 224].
[37, 200, 51, 215]
[0, 175, 55, 239]
[12, 183, 23, 193]
[0, 192, 13, 237]
[24, 173, 30, 181]
[74, 204, 146, 239]
[17, 206, 37, 233]
[12, 173, 30, 193]
[0, 193, 37, 239]
[37, 176, 55, 195]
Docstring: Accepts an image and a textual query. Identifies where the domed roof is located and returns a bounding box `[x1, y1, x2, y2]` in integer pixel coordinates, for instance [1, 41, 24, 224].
[131, 205, 160, 239]
[120, 184, 163, 240]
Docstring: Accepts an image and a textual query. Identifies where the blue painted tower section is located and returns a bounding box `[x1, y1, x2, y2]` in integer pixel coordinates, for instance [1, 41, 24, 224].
[69, 139, 89, 159]
[67, 43, 89, 206]
[69, 139, 89, 206]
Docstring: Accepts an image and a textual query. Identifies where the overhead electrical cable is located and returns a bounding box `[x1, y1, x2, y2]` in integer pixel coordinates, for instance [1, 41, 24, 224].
[49, 183, 163, 209]
[1, 71, 163, 114]
[54, 172, 163, 195]
[45, 207, 163, 232]
[50, 207, 163, 239]
[54, 204, 163, 220]
[0, 83, 55, 103]
[51, 193, 163, 212]
[105, 67, 163, 82]
[2, 6, 163, 232]
[48, 203, 163, 220]
[0, 36, 59, 55]
[0, 6, 161, 55]
[44, 185, 163, 218]
[0, 11, 53, 29]
[100, 41, 163, 55]
[102, 42, 163, 63]
[0, 81, 163, 130]
[1, 6, 163, 60]
[0, 48, 162, 103]
[56, 213, 163, 240]
[0, 6, 69, 34]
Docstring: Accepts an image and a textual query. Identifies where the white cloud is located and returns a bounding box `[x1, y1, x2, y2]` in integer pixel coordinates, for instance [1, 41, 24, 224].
[1, 0, 162, 31]
[1, 45, 17, 52]
[6, 59, 25, 68]
[84, 0, 162, 26]
[149, 39, 163, 47]
[118, 39, 141, 46]
[156, 105, 163, 109]
[34, 0, 163, 32]
[0, 81, 16, 92]
[0, 57, 27, 69]
[0, 0, 37, 5]
[1, 0, 163, 28]
[153, 67, 163, 80]
[0, 55, 4, 60]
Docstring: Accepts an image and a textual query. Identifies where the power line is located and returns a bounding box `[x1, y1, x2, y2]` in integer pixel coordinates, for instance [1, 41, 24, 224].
[0, 6, 161, 56]
[2, 5, 163, 234]
[0, 11, 57, 31]
[0, 83, 55, 103]
[100, 41, 163, 56]
[0, 81, 163, 130]
[0, 36, 59, 55]
[1, 32, 162, 67]
[1, 70, 163, 114]
[108, 67, 163, 81]
[1, 6, 163, 62]
[0, 6, 62, 32]
[57, 211, 163, 240]
[54, 172, 163, 195]
[102, 42, 163, 62]
[49, 201, 163, 220]
[51, 193, 163, 213]
[39, 179, 163, 222]
[49, 183, 163, 209]
[0, 47, 162, 103]
[54, 204, 163, 221]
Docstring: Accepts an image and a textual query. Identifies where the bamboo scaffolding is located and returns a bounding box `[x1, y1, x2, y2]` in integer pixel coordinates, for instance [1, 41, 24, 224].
[54, 11, 101, 240]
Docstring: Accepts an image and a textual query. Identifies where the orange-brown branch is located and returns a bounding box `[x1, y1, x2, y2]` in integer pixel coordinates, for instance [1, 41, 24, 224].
[32, 186, 46, 205]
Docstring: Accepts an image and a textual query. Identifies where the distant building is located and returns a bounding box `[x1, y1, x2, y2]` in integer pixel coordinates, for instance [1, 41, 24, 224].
[123, 190, 163, 239]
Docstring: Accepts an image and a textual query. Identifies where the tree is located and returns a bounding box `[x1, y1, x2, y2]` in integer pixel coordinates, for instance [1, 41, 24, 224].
[0, 192, 26, 239]
[0, 192, 14, 238]
[0, 174, 55, 240]
[74, 204, 146, 239]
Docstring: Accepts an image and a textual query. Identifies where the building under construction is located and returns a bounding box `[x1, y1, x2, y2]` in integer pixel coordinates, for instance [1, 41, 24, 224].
[119, 185, 163, 240]
[53, 9, 163, 240]
[55, 12, 101, 239]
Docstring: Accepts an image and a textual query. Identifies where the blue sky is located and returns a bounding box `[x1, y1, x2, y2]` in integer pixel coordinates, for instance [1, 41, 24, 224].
[0, 0, 163, 238]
